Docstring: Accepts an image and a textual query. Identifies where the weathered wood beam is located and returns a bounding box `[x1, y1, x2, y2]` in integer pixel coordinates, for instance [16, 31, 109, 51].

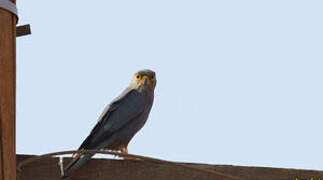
[16, 24, 31, 37]
[17, 155, 323, 180]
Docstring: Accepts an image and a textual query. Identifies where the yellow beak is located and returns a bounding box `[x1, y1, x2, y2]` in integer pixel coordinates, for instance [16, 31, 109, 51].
[140, 75, 151, 86]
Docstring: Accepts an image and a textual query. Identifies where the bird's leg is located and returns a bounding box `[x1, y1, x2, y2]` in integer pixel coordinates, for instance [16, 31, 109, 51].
[119, 146, 134, 160]
[119, 146, 139, 160]
[120, 147, 128, 154]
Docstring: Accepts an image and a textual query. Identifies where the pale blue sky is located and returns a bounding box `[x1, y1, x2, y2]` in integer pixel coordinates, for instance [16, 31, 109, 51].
[16, 0, 323, 170]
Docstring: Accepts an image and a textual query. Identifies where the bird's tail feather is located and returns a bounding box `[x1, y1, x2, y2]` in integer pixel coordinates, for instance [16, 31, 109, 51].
[62, 153, 94, 179]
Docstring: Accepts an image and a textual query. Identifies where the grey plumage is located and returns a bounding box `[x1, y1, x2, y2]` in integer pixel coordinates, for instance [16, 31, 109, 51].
[63, 69, 156, 179]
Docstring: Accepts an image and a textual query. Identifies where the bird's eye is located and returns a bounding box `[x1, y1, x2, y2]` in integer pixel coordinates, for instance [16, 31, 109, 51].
[135, 74, 141, 79]
[151, 75, 155, 80]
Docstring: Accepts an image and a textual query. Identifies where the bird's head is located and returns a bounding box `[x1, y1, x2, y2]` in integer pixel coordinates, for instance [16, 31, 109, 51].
[131, 69, 156, 91]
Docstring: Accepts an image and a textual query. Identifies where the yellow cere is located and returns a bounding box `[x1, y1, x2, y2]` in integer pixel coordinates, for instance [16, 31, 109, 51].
[141, 75, 151, 85]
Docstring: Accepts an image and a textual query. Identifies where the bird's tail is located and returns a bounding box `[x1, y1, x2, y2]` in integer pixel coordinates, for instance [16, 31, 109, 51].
[61, 153, 94, 179]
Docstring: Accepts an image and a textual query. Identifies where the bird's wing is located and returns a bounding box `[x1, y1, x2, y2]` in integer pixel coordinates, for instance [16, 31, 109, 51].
[63, 88, 147, 178]
[78, 88, 146, 150]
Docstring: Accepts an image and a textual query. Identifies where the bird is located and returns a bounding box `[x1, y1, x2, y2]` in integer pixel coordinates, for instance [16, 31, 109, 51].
[62, 69, 156, 179]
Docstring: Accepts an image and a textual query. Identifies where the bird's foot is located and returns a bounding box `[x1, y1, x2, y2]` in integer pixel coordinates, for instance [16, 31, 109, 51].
[119, 147, 139, 160]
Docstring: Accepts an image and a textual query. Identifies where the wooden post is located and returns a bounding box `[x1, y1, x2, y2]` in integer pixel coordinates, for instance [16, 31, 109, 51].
[0, 0, 17, 179]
